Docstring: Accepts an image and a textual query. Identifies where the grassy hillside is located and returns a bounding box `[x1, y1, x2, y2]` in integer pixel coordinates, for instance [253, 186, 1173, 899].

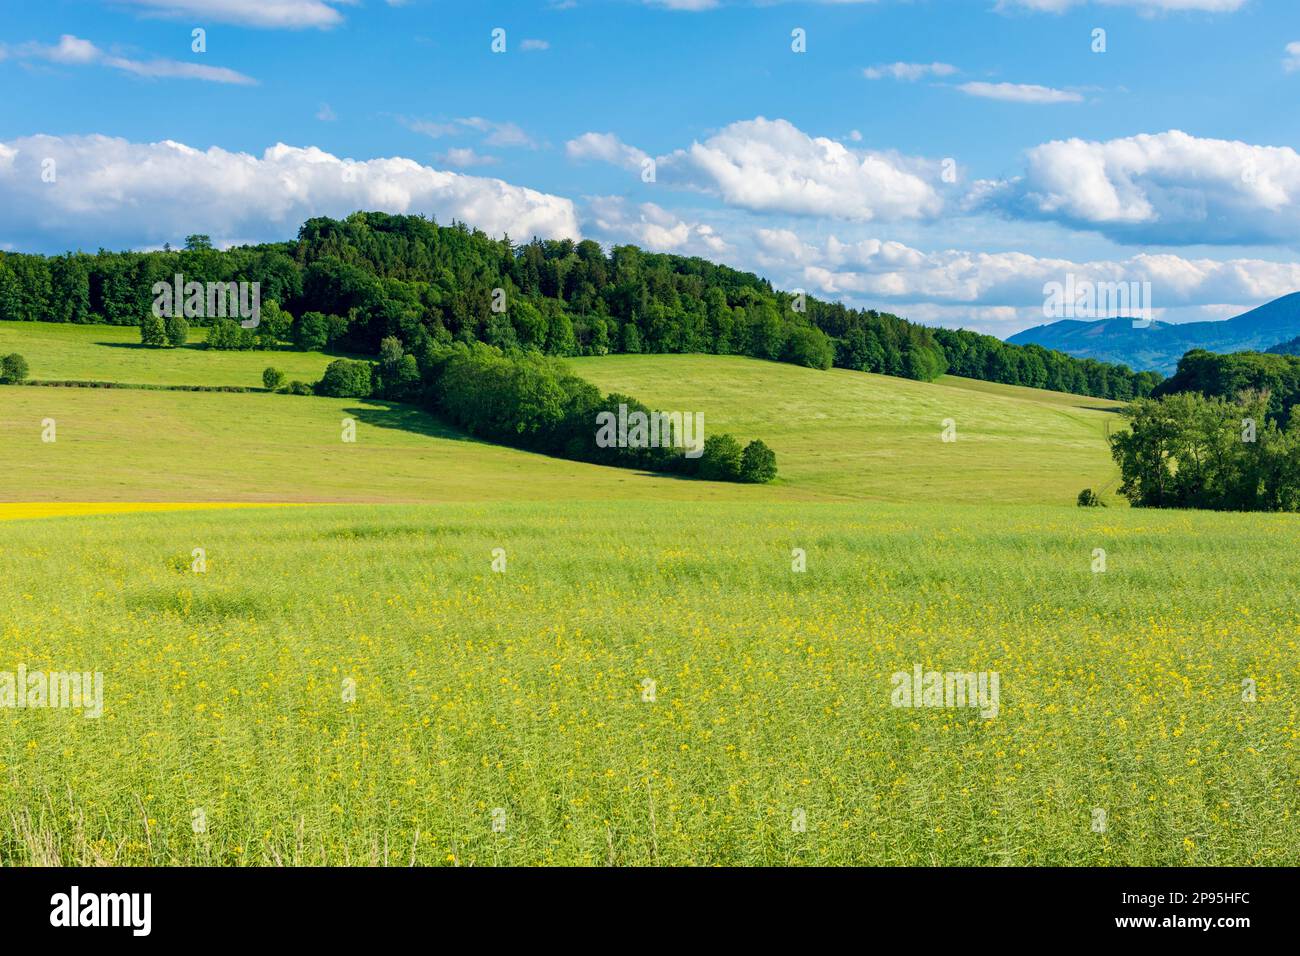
[2, 348, 1121, 505]
[0, 385, 799, 503]
[571, 354, 1123, 505]
[0, 324, 1292, 867]
[0, 321, 336, 388]
[0, 500, 1294, 865]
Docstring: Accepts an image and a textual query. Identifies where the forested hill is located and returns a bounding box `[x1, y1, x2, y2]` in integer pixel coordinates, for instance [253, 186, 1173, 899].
[0, 210, 1160, 401]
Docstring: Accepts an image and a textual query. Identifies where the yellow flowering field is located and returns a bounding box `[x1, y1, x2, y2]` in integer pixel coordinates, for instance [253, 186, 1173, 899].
[0, 501, 1295, 865]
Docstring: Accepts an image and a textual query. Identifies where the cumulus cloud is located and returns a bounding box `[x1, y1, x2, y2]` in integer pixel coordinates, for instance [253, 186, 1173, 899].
[116, 0, 351, 30]
[584, 197, 730, 257]
[864, 62, 958, 81]
[983, 129, 1300, 244]
[0, 134, 579, 251]
[567, 117, 946, 222]
[958, 82, 1082, 104]
[2, 34, 256, 84]
[755, 230, 1300, 321]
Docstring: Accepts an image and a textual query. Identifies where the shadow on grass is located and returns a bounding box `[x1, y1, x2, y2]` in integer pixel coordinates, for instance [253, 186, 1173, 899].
[343, 401, 711, 484]
[343, 401, 482, 443]
[95, 341, 180, 350]
[93, 341, 364, 360]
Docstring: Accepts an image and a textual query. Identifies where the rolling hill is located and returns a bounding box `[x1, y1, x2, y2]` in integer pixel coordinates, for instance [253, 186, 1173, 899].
[1007, 292, 1300, 374]
[2, 322, 1298, 868]
[0, 323, 1121, 507]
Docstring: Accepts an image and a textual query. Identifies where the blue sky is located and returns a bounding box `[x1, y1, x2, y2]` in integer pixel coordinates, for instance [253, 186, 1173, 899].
[2, 0, 1298, 336]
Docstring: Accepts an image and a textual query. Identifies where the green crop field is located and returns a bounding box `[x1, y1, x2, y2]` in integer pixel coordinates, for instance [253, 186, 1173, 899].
[0, 324, 1295, 866]
[0, 501, 1296, 866]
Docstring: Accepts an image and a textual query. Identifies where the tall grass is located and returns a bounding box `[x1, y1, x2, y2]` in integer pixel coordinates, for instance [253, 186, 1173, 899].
[0, 501, 1294, 865]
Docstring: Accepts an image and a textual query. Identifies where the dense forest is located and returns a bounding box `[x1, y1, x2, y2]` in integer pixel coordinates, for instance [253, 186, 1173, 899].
[0, 211, 1159, 401]
[1154, 349, 1300, 425]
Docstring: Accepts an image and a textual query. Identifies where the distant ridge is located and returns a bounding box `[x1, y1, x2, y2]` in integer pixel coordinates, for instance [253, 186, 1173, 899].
[1007, 292, 1300, 374]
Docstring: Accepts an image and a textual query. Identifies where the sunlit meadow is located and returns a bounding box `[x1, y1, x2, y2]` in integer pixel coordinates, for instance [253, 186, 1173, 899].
[1, 501, 1296, 866]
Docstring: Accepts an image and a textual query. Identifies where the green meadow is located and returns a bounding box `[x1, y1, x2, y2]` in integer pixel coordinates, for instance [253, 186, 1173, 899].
[0, 323, 1295, 866]
[0, 320, 335, 388]
[3, 329, 1120, 506]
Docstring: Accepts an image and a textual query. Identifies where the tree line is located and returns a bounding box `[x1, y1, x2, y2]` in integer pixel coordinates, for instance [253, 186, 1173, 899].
[1110, 390, 1300, 511]
[314, 339, 778, 484]
[1, 211, 1157, 401]
[1153, 349, 1300, 425]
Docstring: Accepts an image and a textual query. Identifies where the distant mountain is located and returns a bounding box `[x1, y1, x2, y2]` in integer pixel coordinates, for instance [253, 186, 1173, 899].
[1007, 292, 1300, 374]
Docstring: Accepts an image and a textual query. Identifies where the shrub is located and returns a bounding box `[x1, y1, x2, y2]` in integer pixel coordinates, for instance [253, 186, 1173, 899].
[287, 381, 314, 396]
[206, 319, 253, 350]
[139, 313, 167, 347]
[740, 439, 778, 483]
[316, 358, 374, 398]
[0, 352, 29, 384]
[698, 433, 744, 482]
[263, 367, 285, 391]
[1076, 488, 1106, 508]
[164, 314, 189, 347]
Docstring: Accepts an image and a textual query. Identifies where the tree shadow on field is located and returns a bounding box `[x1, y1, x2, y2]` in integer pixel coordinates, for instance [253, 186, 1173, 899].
[344, 401, 483, 443]
[96, 341, 216, 353]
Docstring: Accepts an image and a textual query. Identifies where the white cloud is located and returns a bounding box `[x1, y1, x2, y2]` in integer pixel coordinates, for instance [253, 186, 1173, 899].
[317, 103, 337, 122]
[984, 129, 1300, 244]
[0, 134, 579, 250]
[439, 147, 499, 168]
[404, 116, 537, 149]
[864, 62, 958, 81]
[585, 197, 730, 257]
[46, 35, 100, 64]
[769, 231, 1300, 319]
[115, 0, 352, 30]
[1285, 41, 1300, 73]
[5, 34, 256, 84]
[565, 132, 650, 171]
[958, 82, 1082, 104]
[568, 117, 946, 222]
